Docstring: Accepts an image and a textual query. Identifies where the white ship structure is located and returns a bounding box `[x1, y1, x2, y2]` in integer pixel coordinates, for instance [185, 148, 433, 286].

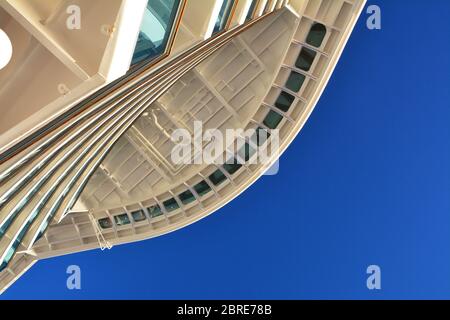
[0, 0, 366, 293]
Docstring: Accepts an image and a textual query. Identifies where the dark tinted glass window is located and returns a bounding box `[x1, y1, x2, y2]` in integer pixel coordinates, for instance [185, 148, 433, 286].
[295, 47, 316, 71]
[223, 161, 242, 175]
[114, 214, 130, 226]
[194, 180, 212, 196]
[256, 127, 270, 146]
[132, 0, 180, 65]
[263, 110, 283, 129]
[306, 23, 327, 48]
[148, 205, 163, 218]
[98, 218, 113, 229]
[209, 169, 227, 186]
[163, 198, 180, 212]
[245, 0, 258, 21]
[274, 91, 295, 112]
[286, 71, 305, 92]
[179, 190, 195, 205]
[131, 210, 146, 222]
[213, 0, 235, 34]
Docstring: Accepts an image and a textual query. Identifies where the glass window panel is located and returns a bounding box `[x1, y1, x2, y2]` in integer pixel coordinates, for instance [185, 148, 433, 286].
[132, 0, 180, 65]
[223, 160, 242, 175]
[286, 71, 305, 92]
[263, 110, 283, 129]
[274, 91, 295, 112]
[179, 190, 196, 205]
[306, 23, 327, 48]
[213, 0, 236, 34]
[237, 142, 255, 162]
[148, 205, 163, 218]
[0, 247, 15, 272]
[114, 213, 130, 226]
[209, 169, 227, 186]
[194, 180, 212, 196]
[295, 47, 316, 71]
[163, 198, 180, 212]
[256, 127, 271, 146]
[131, 210, 146, 222]
[245, 0, 258, 21]
[98, 218, 113, 229]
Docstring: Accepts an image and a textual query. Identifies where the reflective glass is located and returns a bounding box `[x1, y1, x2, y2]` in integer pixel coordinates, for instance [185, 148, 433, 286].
[263, 110, 283, 129]
[209, 169, 227, 186]
[286, 71, 305, 92]
[98, 217, 113, 229]
[194, 181, 212, 196]
[148, 205, 163, 218]
[179, 190, 195, 205]
[131, 210, 146, 222]
[295, 47, 316, 71]
[114, 213, 130, 226]
[306, 23, 327, 48]
[132, 0, 180, 65]
[163, 198, 180, 212]
[213, 0, 236, 34]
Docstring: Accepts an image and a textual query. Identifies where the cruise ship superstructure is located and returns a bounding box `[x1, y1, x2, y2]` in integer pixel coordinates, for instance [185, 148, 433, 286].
[0, 0, 366, 293]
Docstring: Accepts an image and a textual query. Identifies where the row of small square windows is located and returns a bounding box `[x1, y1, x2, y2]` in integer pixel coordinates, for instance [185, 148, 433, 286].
[98, 128, 269, 229]
[98, 23, 326, 230]
[263, 23, 326, 130]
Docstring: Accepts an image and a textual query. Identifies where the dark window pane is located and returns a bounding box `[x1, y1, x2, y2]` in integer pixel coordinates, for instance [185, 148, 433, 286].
[306, 23, 327, 48]
[245, 142, 256, 161]
[163, 198, 180, 212]
[295, 47, 316, 71]
[148, 205, 163, 218]
[237, 143, 254, 163]
[131, 210, 146, 222]
[114, 214, 130, 226]
[179, 190, 195, 205]
[213, 0, 235, 34]
[223, 160, 242, 175]
[263, 110, 283, 129]
[274, 91, 295, 112]
[0, 247, 15, 272]
[132, 0, 180, 65]
[245, 0, 258, 21]
[256, 127, 271, 146]
[286, 71, 305, 92]
[194, 180, 212, 196]
[209, 169, 227, 186]
[98, 218, 113, 229]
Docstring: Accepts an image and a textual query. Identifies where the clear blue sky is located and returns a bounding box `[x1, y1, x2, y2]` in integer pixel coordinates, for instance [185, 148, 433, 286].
[3, 0, 450, 299]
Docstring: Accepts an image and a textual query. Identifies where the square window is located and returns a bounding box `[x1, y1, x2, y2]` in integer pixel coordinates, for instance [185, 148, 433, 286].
[131, 210, 146, 222]
[285, 71, 305, 93]
[274, 91, 295, 112]
[148, 205, 163, 218]
[306, 23, 327, 48]
[295, 47, 316, 71]
[263, 110, 283, 129]
[98, 218, 112, 229]
[163, 198, 180, 212]
[209, 169, 227, 186]
[114, 214, 130, 226]
[132, 0, 181, 65]
[194, 180, 212, 196]
[179, 190, 196, 205]
[223, 161, 242, 175]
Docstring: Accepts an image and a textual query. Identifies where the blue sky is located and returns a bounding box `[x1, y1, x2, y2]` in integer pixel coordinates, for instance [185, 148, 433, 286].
[3, 0, 450, 299]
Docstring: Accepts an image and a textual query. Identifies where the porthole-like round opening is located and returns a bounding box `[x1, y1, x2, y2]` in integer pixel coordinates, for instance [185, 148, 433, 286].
[0, 29, 13, 70]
